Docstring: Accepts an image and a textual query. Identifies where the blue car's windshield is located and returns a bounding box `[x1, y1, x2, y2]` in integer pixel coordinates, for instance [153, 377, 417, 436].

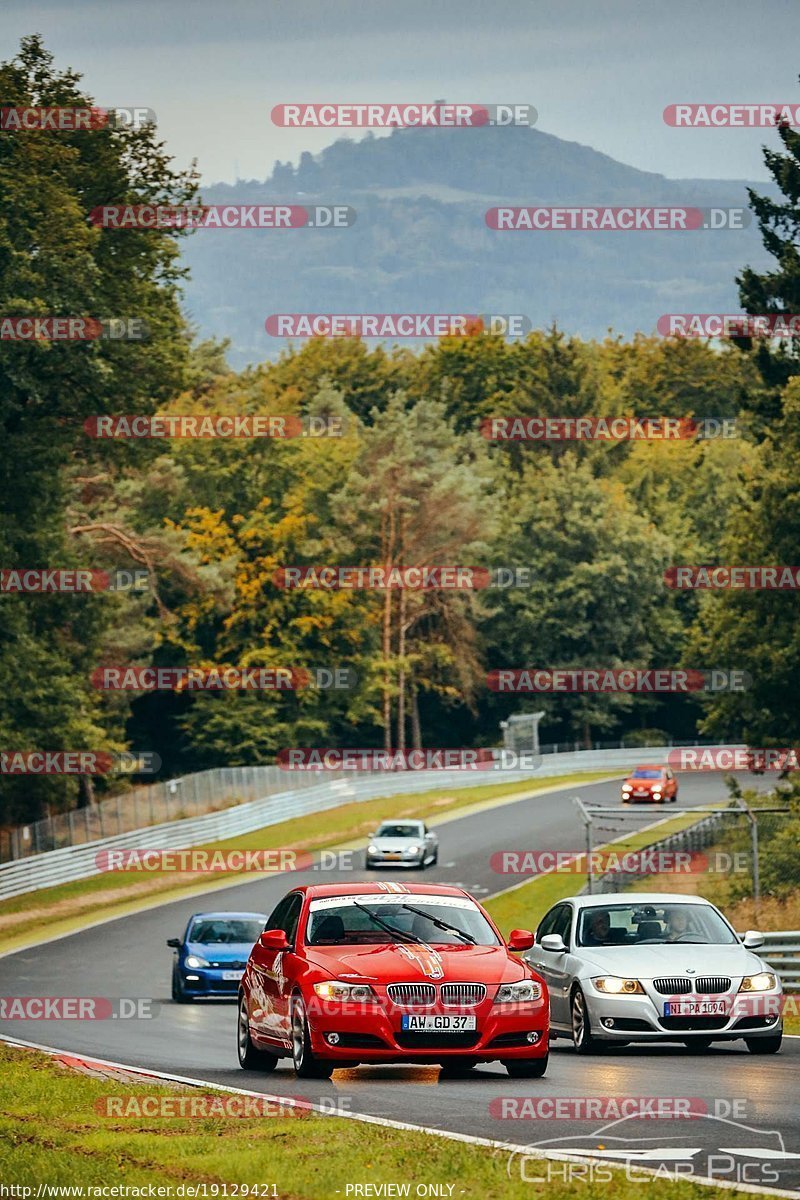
[189, 918, 264, 944]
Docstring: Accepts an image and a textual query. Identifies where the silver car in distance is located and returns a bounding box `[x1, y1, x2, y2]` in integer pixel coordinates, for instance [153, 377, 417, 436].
[525, 892, 783, 1054]
[365, 819, 439, 869]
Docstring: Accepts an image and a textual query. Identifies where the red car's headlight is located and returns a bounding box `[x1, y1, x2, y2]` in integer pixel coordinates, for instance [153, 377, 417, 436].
[494, 981, 543, 1003]
[313, 981, 378, 1002]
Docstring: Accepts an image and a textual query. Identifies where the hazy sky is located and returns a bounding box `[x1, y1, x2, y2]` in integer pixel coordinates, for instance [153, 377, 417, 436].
[3, 0, 798, 184]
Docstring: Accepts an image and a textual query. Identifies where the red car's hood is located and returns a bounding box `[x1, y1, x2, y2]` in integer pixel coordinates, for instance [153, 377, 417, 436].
[305, 942, 526, 984]
[624, 777, 661, 788]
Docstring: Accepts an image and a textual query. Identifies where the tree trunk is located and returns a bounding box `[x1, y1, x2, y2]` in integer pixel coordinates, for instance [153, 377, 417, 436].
[397, 587, 407, 750]
[411, 682, 422, 750]
[77, 773, 96, 809]
[383, 585, 392, 751]
[583, 721, 592, 750]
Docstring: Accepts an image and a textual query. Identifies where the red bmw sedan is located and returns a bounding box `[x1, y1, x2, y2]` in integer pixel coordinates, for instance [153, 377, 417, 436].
[237, 882, 549, 1079]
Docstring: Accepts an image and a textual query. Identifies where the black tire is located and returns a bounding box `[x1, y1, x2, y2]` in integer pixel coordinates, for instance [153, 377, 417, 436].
[683, 1038, 712, 1052]
[431, 847, 439, 866]
[237, 995, 279, 1071]
[746, 1033, 782, 1054]
[571, 986, 597, 1054]
[171, 966, 189, 1004]
[291, 994, 335, 1079]
[505, 1054, 548, 1078]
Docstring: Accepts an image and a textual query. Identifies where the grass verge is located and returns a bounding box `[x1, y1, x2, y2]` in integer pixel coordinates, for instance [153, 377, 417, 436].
[0, 770, 617, 956]
[0, 1040, 773, 1200]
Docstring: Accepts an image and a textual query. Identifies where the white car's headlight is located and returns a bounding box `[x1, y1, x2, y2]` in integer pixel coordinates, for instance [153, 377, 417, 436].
[739, 972, 777, 992]
[593, 976, 645, 995]
[185, 955, 210, 969]
[494, 980, 543, 1003]
[368, 844, 379, 854]
[313, 981, 378, 1002]
[405, 844, 421, 854]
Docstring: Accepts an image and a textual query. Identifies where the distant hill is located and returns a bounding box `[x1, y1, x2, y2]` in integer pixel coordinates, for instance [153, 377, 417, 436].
[180, 125, 772, 368]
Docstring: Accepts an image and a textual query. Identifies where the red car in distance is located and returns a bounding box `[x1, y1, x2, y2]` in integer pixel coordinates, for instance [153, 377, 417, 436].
[237, 882, 549, 1079]
[621, 764, 678, 804]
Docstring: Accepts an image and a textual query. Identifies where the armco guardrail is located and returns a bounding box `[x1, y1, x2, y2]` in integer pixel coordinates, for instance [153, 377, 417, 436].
[0, 744, 691, 901]
[760, 931, 800, 992]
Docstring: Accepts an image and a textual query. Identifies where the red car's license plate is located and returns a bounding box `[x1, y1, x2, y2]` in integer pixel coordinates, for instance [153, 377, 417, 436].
[664, 1000, 727, 1016]
[401, 1014, 477, 1032]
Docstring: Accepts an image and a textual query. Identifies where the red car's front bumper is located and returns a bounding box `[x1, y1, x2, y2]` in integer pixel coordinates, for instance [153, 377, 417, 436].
[304, 995, 549, 1062]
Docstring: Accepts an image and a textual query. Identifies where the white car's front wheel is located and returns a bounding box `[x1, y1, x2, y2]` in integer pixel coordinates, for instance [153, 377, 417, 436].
[571, 986, 597, 1054]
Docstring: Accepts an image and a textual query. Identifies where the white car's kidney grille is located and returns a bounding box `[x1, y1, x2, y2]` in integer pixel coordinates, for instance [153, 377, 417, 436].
[696, 976, 732, 994]
[653, 976, 731, 995]
[653, 977, 692, 994]
[440, 983, 486, 1006]
[387, 983, 436, 1006]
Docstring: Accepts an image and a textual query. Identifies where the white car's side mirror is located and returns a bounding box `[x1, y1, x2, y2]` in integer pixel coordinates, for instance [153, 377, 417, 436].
[742, 930, 765, 949]
[540, 933, 567, 953]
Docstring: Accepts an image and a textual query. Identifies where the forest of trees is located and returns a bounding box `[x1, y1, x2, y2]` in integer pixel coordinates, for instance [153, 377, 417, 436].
[2, 37, 799, 826]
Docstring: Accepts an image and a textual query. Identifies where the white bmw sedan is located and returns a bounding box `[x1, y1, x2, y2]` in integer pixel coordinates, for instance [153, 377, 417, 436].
[525, 892, 783, 1054]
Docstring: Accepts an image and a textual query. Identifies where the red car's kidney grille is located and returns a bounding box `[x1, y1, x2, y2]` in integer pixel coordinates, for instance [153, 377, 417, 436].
[387, 983, 436, 1006]
[440, 983, 486, 1006]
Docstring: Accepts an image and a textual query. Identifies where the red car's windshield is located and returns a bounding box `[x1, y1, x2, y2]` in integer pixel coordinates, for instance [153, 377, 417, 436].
[631, 769, 662, 779]
[305, 897, 501, 947]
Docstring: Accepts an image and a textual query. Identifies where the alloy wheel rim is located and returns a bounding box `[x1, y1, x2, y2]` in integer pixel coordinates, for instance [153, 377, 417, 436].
[292, 1001, 305, 1067]
[572, 993, 585, 1044]
[237, 1000, 249, 1058]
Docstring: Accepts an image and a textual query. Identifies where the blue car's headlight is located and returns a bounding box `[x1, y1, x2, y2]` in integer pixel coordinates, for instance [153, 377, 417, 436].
[185, 954, 210, 969]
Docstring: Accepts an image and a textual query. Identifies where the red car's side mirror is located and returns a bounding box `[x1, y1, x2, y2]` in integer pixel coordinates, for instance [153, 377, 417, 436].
[507, 928, 534, 952]
[259, 928, 290, 951]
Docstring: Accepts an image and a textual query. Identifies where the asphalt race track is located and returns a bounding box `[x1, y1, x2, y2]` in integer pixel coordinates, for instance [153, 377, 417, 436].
[3, 771, 798, 1194]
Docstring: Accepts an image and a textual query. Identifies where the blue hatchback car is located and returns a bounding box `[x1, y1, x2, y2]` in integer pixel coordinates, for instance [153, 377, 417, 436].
[168, 911, 266, 1002]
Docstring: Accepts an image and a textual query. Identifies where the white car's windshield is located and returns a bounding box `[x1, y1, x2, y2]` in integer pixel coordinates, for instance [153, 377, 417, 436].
[577, 903, 737, 947]
[306, 896, 500, 946]
[376, 823, 422, 838]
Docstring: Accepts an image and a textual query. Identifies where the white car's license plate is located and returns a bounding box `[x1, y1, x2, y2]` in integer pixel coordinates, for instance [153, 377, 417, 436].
[384, 853, 402, 859]
[401, 1014, 476, 1032]
[222, 970, 244, 981]
[664, 1000, 727, 1016]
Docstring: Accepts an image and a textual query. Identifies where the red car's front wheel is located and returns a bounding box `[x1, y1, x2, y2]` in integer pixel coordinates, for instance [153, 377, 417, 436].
[291, 994, 335, 1079]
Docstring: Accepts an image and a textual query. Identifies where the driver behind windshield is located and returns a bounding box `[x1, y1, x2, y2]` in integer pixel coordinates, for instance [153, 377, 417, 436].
[665, 907, 691, 941]
[583, 910, 611, 946]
